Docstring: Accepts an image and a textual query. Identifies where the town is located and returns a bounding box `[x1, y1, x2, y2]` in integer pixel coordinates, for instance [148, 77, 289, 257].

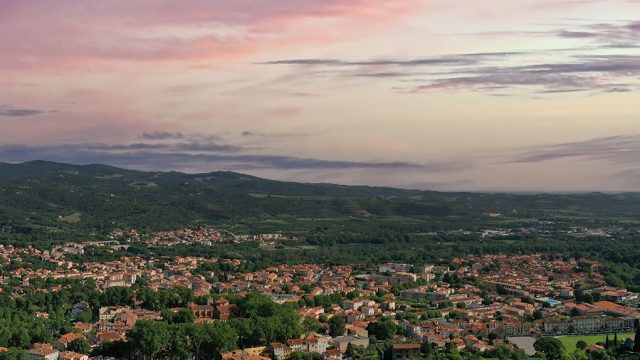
[1, 240, 638, 360]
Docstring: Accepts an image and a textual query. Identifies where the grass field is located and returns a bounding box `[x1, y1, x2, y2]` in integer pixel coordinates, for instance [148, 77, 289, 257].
[59, 212, 81, 223]
[556, 333, 634, 351]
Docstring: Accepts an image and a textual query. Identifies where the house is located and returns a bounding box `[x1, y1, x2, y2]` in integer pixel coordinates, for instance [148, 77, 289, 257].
[378, 263, 413, 274]
[73, 323, 93, 333]
[220, 349, 270, 360]
[499, 321, 533, 337]
[93, 330, 125, 343]
[346, 312, 364, 323]
[330, 336, 369, 351]
[323, 349, 344, 360]
[242, 346, 268, 357]
[189, 303, 214, 319]
[98, 306, 134, 322]
[299, 307, 325, 319]
[342, 300, 364, 310]
[594, 301, 640, 318]
[271, 343, 292, 360]
[392, 343, 421, 360]
[586, 344, 605, 352]
[360, 306, 375, 317]
[305, 334, 330, 354]
[55, 333, 85, 351]
[347, 325, 368, 337]
[28, 343, 59, 360]
[601, 290, 638, 304]
[58, 351, 89, 360]
[287, 339, 305, 352]
[216, 304, 236, 321]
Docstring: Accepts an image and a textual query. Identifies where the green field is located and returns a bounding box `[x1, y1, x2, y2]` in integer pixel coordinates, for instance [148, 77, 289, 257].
[556, 333, 634, 351]
[59, 212, 81, 223]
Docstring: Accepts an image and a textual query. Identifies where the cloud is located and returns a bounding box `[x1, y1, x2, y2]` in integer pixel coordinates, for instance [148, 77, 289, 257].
[258, 20, 640, 95]
[0, 140, 456, 173]
[416, 71, 595, 93]
[355, 72, 409, 78]
[260, 52, 524, 68]
[140, 131, 185, 140]
[0, 0, 424, 72]
[0, 106, 44, 117]
[92, 141, 242, 153]
[557, 30, 599, 39]
[260, 57, 473, 67]
[409, 55, 640, 93]
[510, 135, 640, 164]
[240, 130, 312, 139]
[556, 21, 640, 47]
[140, 132, 224, 143]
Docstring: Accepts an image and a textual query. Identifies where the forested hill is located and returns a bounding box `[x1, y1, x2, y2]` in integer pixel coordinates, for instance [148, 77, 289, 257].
[2, 160, 640, 239]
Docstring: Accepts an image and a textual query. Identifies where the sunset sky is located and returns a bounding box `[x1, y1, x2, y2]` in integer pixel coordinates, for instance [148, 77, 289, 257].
[1, 0, 640, 191]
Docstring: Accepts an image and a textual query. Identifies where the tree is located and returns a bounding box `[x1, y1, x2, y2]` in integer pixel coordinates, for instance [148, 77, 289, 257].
[229, 292, 301, 346]
[127, 320, 170, 360]
[367, 321, 397, 341]
[346, 290, 360, 300]
[162, 308, 195, 324]
[197, 323, 238, 358]
[67, 337, 90, 354]
[346, 343, 366, 360]
[302, 317, 321, 334]
[329, 315, 346, 337]
[634, 319, 640, 352]
[10, 329, 30, 348]
[588, 349, 612, 360]
[88, 340, 129, 359]
[533, 310, 543, 320]
[572, 349, 589, 360]
[438, 301, 453, 309]
[168, 325, 193, 360]
[290, 351, 322, 360]
[484, 345, 528, 360]
[576, 340, 587, 350]
[0, 349, 29, 360]
[533, 337, 565, 360]
[100, 286, 133, 306]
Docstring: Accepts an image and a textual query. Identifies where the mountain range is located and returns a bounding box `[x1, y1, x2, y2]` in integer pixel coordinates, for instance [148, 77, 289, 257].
[1, 161, 639, 238]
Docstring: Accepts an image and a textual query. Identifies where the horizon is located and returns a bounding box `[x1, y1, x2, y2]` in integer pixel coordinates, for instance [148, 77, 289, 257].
[3, 159, 638, 195]
[2, 1, 640, 191]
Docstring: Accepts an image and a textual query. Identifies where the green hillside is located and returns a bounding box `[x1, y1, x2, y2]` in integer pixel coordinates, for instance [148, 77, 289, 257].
[1, 161, 640, 242]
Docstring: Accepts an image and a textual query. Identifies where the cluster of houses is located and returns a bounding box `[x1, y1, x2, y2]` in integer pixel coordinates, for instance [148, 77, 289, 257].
[3, 246, 640, 359]
[108, 227, 286, 246]
[440, 225, 640, 240]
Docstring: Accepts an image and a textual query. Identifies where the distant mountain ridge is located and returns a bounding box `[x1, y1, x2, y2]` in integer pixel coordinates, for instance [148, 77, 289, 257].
[0, 160, 420, 197]
[1, 160, 640, 238]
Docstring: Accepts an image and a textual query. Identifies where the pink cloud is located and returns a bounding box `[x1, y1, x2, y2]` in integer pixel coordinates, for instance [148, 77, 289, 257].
[0, 0, 424, 73]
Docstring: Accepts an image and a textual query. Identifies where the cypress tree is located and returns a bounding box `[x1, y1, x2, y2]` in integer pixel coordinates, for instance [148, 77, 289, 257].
[634, 319, 640, 352]
[605, 334, 610, 349]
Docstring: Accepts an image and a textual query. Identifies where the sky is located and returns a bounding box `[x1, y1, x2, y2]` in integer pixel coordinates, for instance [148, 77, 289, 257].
[1, 0, 640, 192]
